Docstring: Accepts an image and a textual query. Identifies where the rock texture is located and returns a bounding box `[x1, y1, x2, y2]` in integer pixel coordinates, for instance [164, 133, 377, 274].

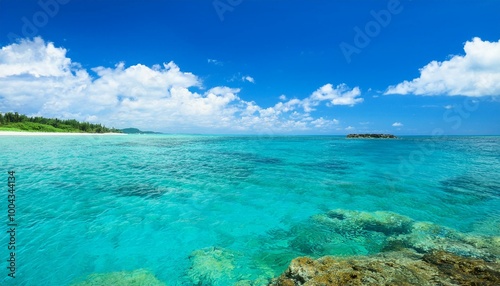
[307, 209, 500, 262]
[186, 246, 275, 285]
[267, 209, 500, 285]
[187, 247, 237, 285]
[183, 209, 499, 285]
[346, 134, 397, 139]
[270, 250, 500, 286]
[385, 221, 500, 261]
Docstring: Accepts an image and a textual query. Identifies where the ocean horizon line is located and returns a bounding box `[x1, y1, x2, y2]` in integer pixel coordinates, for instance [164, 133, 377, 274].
[1, 131, 499, 137]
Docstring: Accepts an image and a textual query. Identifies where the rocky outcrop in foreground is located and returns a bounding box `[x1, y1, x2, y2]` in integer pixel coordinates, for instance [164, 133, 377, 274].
[269, 209, 499, 285]
[347, 134, 397, 138]
[184, 209, 499, 285]
[270, 250, 500, 286]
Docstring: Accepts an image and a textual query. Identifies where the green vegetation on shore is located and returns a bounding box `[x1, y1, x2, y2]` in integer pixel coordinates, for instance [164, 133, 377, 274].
[0, 112, 122, 133]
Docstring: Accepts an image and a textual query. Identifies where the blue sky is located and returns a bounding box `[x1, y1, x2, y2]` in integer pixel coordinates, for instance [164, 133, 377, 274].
[0, 0, 499, 134]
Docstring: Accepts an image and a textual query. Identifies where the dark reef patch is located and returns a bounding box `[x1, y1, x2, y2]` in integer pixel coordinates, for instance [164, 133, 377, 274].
[440, 175, 499, 200]
[216, 151, 284, 165]
[299, 160, 352, 175]
[115, 184, 167, 198]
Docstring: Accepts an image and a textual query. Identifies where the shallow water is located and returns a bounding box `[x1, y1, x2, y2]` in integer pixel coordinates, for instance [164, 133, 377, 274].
[0, 135, 498, 285]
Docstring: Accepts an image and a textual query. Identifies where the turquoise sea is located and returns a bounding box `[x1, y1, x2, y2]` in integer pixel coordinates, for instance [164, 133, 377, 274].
[0, 135, 499, 285]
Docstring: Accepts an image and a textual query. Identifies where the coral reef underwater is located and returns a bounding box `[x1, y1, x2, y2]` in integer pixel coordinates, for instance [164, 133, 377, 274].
[71, 209, 499, 285]
[187, 209, 499, 285]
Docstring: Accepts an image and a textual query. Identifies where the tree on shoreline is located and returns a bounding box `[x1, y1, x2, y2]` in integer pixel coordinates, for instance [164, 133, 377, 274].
[0, 112, 122, 133]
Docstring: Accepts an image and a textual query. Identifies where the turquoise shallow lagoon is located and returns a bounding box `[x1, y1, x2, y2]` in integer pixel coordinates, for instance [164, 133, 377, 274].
[0, 135, 499, 285]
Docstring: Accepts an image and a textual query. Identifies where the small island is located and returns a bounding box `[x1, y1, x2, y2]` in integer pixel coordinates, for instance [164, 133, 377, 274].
[121, 128, 163, 135]
[347, 133, 397, 139]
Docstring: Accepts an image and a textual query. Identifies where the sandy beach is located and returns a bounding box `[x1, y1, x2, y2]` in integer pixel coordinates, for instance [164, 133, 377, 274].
[0, 131, 126, 136]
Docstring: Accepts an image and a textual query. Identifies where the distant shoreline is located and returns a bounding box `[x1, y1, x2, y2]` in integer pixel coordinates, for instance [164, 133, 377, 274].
[0, 131, 126, 136]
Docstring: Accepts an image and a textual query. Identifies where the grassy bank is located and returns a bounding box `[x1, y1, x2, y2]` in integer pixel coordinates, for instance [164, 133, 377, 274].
[0, 122, 83, 132]
[0, 112, 122, 133]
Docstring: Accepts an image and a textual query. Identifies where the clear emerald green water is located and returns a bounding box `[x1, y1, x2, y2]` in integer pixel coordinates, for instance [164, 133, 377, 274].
[0, 135, 498, 285]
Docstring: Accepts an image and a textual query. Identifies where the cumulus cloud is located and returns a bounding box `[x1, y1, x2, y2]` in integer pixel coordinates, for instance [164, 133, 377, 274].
[392, 122, 403, 127]
[253, 84, 362, 117]
[385, 37, 500, 97]
[0, 38, 362, 133]
[0, 37, 70, 78]
[345, 126, 355, 131]
[301, 84, 363, 112]
[242, 75, 255, 83]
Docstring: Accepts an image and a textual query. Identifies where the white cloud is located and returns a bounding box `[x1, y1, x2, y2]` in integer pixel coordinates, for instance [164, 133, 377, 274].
[242, 75, 255, 83]
[207, 58, 222, 66]
[0, 37, 70, 78]
[385, 37, 500, 97]
[0, 38, 359, 133]
[345, 126, 355, 131]
[304, 84, 363, 111]
[265, 84, 363, 115]
[310, 117, 339, 128]
[392, 122, 403, 127]
[444, 105, 453, 110]
[276, 84, 362, 113]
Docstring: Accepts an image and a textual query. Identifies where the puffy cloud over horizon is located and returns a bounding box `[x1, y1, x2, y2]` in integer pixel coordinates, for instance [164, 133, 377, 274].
[303, 83, 363, 111]
[0, 38, 361, 133]
[385, 37, 500, 97]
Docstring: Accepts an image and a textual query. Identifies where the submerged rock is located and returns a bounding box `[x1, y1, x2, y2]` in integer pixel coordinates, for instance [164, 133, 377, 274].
[186, 209, 499, 285]
[284, 209, 414, 257]
[270, 250, 500, 286]
[385, 221, 500, 261]
[283, 209, 499, 262]
[187, 246, 277, 285]
[186, 247, 237, 285]
[320, 209, 414, 236]
[71, 269, 165, 286]
[267, 209, 500, 285]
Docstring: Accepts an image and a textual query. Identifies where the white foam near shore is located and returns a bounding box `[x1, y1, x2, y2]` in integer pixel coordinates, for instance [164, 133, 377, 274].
[0, 131, 126, 136]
